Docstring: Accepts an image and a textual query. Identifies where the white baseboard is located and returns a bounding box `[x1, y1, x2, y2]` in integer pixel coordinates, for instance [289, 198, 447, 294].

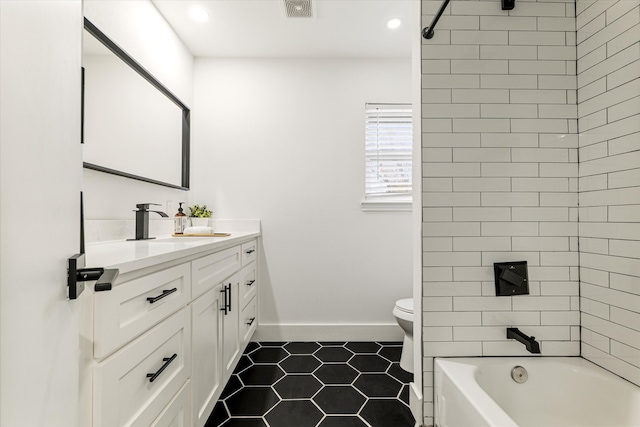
[410, 381, 424, 427]
[253, 323, 403, 342]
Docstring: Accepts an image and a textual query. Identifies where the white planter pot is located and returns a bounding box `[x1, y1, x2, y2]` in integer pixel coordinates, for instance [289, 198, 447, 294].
[190, 218, 210, 227]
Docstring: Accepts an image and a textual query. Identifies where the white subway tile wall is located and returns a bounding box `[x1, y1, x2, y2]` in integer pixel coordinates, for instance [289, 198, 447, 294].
[421, 0, 582, 424]
[420, 0, 640, 422]
[577, 0, 640, 389]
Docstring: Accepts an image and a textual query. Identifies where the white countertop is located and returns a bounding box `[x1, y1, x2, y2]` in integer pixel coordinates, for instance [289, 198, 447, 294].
[85, 231, 260, 274]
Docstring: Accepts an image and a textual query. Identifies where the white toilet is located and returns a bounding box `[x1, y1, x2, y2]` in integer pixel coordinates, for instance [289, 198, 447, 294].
[393, 298, 414, 373]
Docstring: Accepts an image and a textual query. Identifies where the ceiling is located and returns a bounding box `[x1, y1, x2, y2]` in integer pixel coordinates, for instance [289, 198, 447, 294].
[152, 0, 413, 58]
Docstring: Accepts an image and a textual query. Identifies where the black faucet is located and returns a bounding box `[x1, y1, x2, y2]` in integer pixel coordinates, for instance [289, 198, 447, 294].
[130, 203, 169, 240]
[507, 327, 541, 354]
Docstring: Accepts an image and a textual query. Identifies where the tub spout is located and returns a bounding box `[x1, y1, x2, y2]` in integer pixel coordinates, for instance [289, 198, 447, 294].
[507, 327, 541, 354]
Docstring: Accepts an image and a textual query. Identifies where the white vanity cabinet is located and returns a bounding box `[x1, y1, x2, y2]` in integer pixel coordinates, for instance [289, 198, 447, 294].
[87, 235, 259, 427]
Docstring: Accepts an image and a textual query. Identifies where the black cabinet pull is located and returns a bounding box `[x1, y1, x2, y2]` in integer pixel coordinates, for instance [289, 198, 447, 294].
[246, 317, 256, 326]
[246, 280, 255, 286]
[147, 288, 177, 304]
[220, 287, 228, 315]
[244, 249, 255, 254]
[146, 353, 177, 383]
[220, 284, 232, 315]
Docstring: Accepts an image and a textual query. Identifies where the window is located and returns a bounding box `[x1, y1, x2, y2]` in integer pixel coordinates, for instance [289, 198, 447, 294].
[362, 103, 413, 211]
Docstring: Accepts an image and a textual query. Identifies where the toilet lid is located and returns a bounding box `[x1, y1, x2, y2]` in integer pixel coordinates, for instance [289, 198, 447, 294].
[395, 298, 413, 314]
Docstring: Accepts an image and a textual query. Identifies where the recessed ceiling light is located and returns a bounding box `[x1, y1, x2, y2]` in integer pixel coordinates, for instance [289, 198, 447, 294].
[190, 7, 209, 23]
[386, 18, 402, 29]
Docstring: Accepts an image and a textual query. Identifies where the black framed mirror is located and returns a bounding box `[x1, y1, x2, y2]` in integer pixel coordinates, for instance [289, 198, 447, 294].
[82, 18, 190, 190]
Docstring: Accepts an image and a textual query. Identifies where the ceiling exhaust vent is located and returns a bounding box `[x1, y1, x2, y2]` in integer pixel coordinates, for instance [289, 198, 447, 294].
[284, 0, 313, 18]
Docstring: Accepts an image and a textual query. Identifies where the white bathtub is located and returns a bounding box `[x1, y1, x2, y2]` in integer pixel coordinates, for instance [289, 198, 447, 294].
[434, 357, 640, 427]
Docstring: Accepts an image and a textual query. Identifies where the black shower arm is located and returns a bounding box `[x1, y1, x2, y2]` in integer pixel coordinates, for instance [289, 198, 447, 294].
[422, 0, 515, 40]
[422, 0, 451, 40]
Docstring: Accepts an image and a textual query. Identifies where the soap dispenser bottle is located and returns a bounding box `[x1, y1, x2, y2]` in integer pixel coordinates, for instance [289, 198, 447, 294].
[174, 202, 187, 234]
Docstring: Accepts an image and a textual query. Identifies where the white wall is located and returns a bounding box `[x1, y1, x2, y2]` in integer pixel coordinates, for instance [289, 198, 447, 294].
[1, 1, 83, 425]
[420, 0, 579, 424]
[193, 58, 413, 339]
[82, 0, 194, 221]
[577, 0, 640, 387]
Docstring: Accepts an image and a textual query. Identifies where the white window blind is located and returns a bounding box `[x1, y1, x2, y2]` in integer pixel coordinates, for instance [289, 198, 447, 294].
[364, 103, 413, 202]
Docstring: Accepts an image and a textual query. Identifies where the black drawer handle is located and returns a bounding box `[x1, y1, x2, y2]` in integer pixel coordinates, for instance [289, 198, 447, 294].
[147, 288, 177, 304]
[246, 317, 256, 326]
[146, 353, 177, 383]
[244, 249, 255, 254]
[246, 280, 255, 286]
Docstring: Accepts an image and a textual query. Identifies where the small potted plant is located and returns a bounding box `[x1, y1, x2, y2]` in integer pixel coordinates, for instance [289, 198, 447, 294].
[188, 204, 212, 227]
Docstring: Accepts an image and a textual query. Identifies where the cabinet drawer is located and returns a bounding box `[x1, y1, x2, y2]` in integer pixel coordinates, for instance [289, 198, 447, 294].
[94, 308, 191, 427]
[240, 296, 257, 346]
[94, 263, 191, 359]
[150, 380, 191, 427]
[238, 263, 257, 311]
[192, 246, 241, 299]
[241, 240, 257, 267]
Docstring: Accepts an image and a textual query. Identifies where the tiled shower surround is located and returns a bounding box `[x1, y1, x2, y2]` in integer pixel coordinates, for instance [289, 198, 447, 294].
[421, 0, 639, 425]
[576, 0, 640, 389]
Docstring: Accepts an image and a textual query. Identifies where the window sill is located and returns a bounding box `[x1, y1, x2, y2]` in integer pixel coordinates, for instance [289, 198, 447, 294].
[361, 199, 412, 212]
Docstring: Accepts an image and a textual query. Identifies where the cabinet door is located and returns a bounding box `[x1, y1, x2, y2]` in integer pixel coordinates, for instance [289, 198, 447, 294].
[191, 288, 223, 427]
[221, 275, 241, 383]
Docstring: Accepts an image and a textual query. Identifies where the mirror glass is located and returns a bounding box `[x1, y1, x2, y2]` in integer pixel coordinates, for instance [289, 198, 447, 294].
[82, 19, 190, 189]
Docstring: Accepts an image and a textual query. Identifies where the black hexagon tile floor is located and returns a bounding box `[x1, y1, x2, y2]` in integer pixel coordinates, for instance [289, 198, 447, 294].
[206, 342, 414, 427]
